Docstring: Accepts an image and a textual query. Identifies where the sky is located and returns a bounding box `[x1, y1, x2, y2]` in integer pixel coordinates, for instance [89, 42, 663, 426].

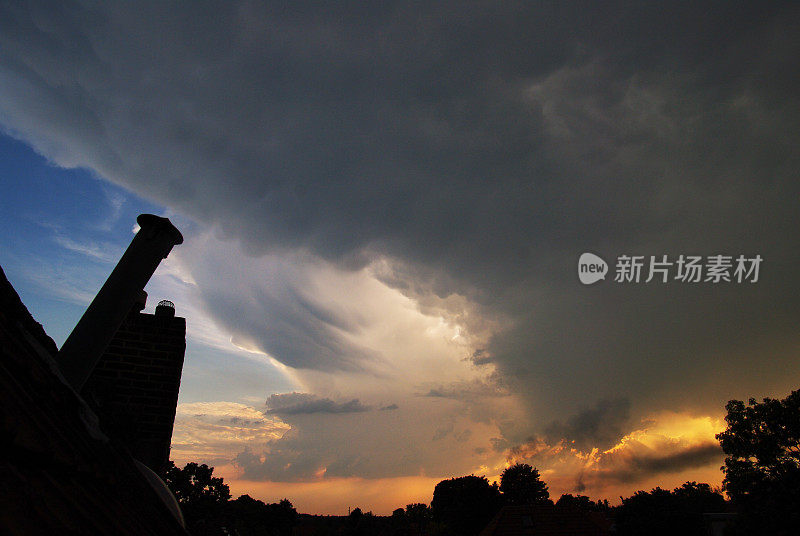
[1, 0, 799, 515]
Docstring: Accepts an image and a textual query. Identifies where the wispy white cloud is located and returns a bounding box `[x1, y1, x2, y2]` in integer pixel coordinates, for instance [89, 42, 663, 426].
[52, 235, 122, 264]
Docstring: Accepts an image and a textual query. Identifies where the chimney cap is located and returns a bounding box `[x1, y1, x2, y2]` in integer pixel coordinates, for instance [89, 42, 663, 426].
[136, 214, 184, 245]
[155, 300, 175, 318]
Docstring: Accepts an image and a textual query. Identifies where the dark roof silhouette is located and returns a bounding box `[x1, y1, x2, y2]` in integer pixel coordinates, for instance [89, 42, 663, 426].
[479, 505, 611, 536]
[0, 265, 188, 535]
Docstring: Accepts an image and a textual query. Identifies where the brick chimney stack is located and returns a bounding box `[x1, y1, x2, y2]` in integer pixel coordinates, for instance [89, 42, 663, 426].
[83, 294, 187, 471]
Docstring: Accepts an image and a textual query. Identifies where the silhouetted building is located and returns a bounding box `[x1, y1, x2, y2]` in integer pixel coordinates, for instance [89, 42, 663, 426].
[0, 214, 189, 534]
[0, 265, 187, 534]
[83, 293, 186, 472]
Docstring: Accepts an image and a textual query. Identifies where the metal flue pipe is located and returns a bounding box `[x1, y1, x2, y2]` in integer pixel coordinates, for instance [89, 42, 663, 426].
[57, 214, 183, 391]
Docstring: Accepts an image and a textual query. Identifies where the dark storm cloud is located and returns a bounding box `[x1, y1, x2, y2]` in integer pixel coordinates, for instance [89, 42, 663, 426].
[506, 424, 723, 491]
[545, 398, 631, 451]
[598, 442, 723, 485]
[424, 378, 509, 400]
[266, 392, 370, 415]
[1, 0, 799, 441]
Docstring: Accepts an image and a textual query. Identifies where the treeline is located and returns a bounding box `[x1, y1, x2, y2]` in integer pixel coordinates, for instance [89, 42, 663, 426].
[161, 461, 719, 535]
[161, 461, 296, 536]
[163, 387, 800, 535]
[395, 470, 724, 536]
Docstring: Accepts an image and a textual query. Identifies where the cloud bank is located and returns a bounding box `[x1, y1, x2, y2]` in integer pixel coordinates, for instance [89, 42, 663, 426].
[266, 393, 371, 415]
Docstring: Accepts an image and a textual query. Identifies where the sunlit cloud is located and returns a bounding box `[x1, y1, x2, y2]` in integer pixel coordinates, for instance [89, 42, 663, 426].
[504, 411, 726, 501]
[171, 401, 290, 465]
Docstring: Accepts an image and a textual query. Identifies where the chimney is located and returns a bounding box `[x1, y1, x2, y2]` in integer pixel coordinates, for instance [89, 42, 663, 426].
[57, 214, 183, 391]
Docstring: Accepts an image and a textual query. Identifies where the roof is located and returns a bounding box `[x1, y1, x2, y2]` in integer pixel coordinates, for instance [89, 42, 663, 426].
[0, 265, 188, 535]
[479, 505, 611, 536]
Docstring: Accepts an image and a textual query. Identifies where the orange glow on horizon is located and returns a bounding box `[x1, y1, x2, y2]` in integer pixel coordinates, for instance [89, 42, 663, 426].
[171, 409, 728, 513]
[223, 474, 443, 515]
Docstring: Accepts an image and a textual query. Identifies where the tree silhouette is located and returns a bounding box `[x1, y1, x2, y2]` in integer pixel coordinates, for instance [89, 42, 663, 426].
[499, 463, 550, 505]
[162, 461, 231, 506]
[615, 483, 725, 536]
[227, 495, 297, 536]
[555, 493, 609, 512]
[432, 475, 502, 536]
[716, 390, 800, 534]
[349, 507, 363, 521]
[161, 461, 231, 535]
[404, 503, 432, 531]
